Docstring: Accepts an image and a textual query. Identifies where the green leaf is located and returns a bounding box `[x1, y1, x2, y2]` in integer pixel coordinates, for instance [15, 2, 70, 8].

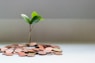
[21, 14, 31, 24]
[30, 16, 41, 24]
[31, 11, 44, 23]
[31, 11, 39, 18]
[38, 15, 44, 21]
[31, 11, 44, 20]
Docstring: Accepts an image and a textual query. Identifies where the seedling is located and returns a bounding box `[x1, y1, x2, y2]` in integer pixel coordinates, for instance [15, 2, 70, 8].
[21, 11, 44, 43]
[0, 11, 62, 57]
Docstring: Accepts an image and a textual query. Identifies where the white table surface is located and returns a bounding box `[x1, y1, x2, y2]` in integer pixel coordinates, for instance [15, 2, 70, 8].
[0, 42, 95, 63]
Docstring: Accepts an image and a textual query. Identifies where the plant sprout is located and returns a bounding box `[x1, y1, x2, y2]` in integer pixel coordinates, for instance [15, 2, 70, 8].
[21, 11, 44, 43]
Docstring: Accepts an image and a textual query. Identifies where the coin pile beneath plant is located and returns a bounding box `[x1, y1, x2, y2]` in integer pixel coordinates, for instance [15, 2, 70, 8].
[0, 42, 62, 57]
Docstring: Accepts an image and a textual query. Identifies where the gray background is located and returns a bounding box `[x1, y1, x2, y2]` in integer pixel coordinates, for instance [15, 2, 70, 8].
[0, 0, 95, 42]
[0, 0, 95, 19]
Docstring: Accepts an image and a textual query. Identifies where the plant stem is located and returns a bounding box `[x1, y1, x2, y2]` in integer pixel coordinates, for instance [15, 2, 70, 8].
[29, 24, 33, 43]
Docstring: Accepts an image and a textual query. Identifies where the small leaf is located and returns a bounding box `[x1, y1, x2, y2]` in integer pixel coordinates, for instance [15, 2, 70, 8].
[31, 11, 44, 24]
[30, 16, 40, 24]
[31, 11, 44, 20]
[21, 14, 31, 24]
[38, 16, 44, 21]
[31, 11, 39, 18]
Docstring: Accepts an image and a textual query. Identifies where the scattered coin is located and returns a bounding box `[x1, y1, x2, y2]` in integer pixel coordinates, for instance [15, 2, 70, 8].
[38, 44, 45, 51]
[53, 51, 62, 55]
[4, 52, 13, 56]
[0, 42, 62, 57]
[17, 52, 26, 57]
[29, 42, 37, 46]
[5, 48, 14, 53]
[27, 49, 35, 53]
[1, 47, 8, 52]
[15, 48, 22, 53]
[0, 48, 1, 52]
[52, 48, 62, 52]
[27, 52, 35, 57]
[5, 45, 12, 49]
[18, 44, 25, 47]
[51, 45, 60, 49]
[38, 51, 47, 55]
[44, 47, 53, 53]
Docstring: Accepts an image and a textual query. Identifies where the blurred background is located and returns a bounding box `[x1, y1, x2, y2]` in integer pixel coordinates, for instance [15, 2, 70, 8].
[0, 0, 95, 42]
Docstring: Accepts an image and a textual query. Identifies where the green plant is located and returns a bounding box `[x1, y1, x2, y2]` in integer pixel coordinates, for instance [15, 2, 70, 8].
[21, 11, 44, 43]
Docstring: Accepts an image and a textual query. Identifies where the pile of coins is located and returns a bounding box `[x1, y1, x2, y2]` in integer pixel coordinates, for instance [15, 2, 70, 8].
[0, 42, 62, 57]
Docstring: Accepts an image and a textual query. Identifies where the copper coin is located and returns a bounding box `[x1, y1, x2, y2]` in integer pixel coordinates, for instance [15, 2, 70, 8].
[44, 47, 53, 53]
[38, 51, 46, 55]
[53, 51, 62, 55]
[15, 48, 22, 53]
[38, 45, 45, 51]
[1, 47, 8, 52]
[27, 52, 35, 57]
[51, 45, 60, 49]
[52, 48, 62, 52]
[4, 52, 13, 56]
[5, 48, 14, 53]
[17, 52, 26, 57]
[29, 42, 37, 46]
